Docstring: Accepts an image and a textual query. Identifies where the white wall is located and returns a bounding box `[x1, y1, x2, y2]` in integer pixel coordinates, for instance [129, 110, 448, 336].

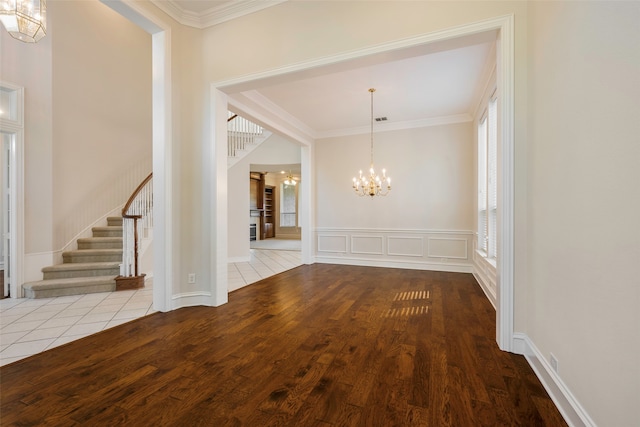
[526, 2, 640, 426]
[315, 123, 474, 271]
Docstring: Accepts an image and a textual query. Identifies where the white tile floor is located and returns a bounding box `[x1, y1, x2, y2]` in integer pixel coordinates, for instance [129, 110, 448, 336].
[0, 248, 301, 367]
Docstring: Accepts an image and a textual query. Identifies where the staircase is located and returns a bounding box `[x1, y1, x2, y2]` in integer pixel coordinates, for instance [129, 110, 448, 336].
[227, 112, 272, 168]
[23, 217, 123, 299]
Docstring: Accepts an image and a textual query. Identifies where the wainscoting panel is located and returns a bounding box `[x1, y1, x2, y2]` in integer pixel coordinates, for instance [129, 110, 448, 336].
[388, 236, 423, 257]
[315, 228, 473, 273]
[317, 234, 348, 253]
[351, 235, 384, 255]
[472, 237, 497, 307]
[427, 237, 468, 260]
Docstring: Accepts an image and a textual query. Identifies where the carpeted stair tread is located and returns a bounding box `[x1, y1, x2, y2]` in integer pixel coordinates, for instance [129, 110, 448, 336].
[107, 216, 123, 225]
[23, 276, 117, 299]
[77, 237, 123, 250]
[63, 249, 123, 255]
[43, 262, 121, 272]
[62, 248, 123, 263]
[77, 237, 123, 243]
[91, 226, 123, 237]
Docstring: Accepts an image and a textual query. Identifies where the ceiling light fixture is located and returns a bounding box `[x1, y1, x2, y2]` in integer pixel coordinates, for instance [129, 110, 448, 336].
[283, 171, 297, 186]
[352, 88, 391, 197]
[0, 0, 46, 43]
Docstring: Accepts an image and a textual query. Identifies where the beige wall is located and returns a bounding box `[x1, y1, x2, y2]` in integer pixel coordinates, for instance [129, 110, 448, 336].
[316, 123, 473, 231]
[0, 19, 53, 255]
[526, 2, 640, 425]
[8, 0, 639, 423]
[51, 1, 152, 250]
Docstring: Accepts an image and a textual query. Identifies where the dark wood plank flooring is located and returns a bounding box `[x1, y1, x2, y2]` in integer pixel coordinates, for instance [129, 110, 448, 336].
[0, 264, 567, 426]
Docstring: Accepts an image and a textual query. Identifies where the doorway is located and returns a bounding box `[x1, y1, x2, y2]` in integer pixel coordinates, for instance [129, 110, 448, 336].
[0, 82, 23, 299]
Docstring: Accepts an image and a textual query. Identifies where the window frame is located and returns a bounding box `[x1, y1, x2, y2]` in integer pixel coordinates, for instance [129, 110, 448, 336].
[477, 88, 498, 263]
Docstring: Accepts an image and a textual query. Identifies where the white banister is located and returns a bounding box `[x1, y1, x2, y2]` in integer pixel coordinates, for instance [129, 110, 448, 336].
[227, 111, 264, 158]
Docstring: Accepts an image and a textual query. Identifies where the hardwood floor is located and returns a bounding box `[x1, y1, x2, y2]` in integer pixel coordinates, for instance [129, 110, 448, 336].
[0, 264, 567, 426]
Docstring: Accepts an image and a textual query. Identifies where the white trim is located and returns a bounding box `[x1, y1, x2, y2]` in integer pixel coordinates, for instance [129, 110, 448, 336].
[171, 291, 213, 309]
[236, 90, 316, 141]
[315, 256, 472, 274]
[211, 88, 229, 307]
[228, 256, 250, 263]
[0, 81, 24, 128]
[472, 271, 496, 309]
[0, 82, 24, 298]
[213, 16, 508, 93]
[514, 333, 597, 427]
[496, 14, 515, 352]
[316, 227, 474, 235]
[299, 144, 313, 265]
[317, 113, 473, 139]
[150, 0, 287, 29]
[227, 94, 314, 147]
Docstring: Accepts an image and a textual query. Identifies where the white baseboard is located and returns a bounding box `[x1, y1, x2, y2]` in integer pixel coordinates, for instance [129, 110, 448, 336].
[472, 271, 496, 309]
[314, 256, 473, 273]
[228, 256, 250, 263]
[171, 291, 214, 309]
[513, 333, 597, 427]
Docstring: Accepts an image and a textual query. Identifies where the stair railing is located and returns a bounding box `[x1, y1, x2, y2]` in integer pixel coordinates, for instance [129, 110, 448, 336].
[228, 112, 264, 158]
[121, 173, 153, 277]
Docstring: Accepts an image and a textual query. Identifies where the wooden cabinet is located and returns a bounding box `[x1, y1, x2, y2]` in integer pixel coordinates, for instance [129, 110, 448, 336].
[249, 172, 275, 240]
[262, 186, 275, 239]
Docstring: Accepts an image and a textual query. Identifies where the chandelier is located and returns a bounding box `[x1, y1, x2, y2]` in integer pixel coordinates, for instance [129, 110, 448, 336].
[352, 88, 391, 197]
[283, 170, 297, 186]
[0, 0, 46, 43]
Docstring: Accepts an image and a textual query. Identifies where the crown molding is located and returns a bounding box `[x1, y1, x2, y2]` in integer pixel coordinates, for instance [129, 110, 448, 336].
[316, 113, 473, 139]
[151, 0, 287, 29]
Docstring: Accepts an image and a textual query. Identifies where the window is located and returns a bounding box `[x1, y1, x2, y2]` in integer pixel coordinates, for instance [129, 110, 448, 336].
[478, 94, 498, 260]
[280, 183, 297, 227]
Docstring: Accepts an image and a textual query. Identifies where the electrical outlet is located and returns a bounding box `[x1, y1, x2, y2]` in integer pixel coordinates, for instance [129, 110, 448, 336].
[188, 273, 196, 284]
[550, 353, 559, 373]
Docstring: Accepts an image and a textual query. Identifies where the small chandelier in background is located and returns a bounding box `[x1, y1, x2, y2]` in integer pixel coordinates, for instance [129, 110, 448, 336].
[0, 0, 46, 43]
[282, 171, 297, 186]
[353, 88, 391, 197]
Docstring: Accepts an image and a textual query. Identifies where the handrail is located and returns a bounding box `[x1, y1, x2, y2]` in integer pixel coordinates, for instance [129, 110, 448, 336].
[122, 173, 152, 217]
[228, 113, 238, 122]
[121, 173, 153, 278]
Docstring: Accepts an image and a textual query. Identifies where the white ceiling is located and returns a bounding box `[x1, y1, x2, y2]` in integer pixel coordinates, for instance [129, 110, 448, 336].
[152, 0, 497, 139]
